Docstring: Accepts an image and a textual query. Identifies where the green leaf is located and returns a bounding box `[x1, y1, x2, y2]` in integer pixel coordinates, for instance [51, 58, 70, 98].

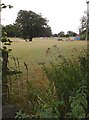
[8, 5, 13, 8]
[2, 5, 7, 8]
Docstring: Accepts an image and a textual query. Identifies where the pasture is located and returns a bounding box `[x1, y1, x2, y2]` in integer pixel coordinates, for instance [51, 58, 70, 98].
[8, 37, 87, 65]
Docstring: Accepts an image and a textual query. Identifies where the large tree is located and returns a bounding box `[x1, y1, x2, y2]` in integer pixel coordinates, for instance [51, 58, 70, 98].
[15, 10, 52, 41]
[79, 14, 87, 33]
[66, 31, 77, 37]
[2, 24, 20, 37]
[79, 11, 88, 40]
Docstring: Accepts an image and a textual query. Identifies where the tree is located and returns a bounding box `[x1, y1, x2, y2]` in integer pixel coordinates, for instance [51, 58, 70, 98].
[79, 12, 88, 40]
[79, 15, 87, 33]
[15, 10, 52, 41]
[2, 24, 19, 37]
[58, 31, 65, 37]
[52, 33, 58, 37]
[66, 31, 77, 37]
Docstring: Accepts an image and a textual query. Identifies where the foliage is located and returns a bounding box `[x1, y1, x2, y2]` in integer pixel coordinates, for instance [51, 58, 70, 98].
[2, 42, 86, 119]
[40, 45, 88, 118]
[12, 45, 88, 119]
[67, 79, 87, 118]
[52, 33, 58, 37]
[80, 30, 86, 40]
[1, 6, 13, 73]
[15, 110, 29, 119]
[79, 15, 87, 33]
[79, 11, 88, 40]
[0, 3, 13, 11]
[1, 3, 22, 105]
[15, 10, 52, 41]
[2, 38, 86, 118]
[0, 2, 13, 71]
[1, 32, 12, 43]
[2, 24, 20, 37]
[52, 31, 77, 38]
[66, 31, 77, 37]
[58, 31, 65, 37]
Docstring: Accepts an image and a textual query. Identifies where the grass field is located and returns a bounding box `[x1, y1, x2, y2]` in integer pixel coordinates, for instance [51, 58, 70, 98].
[7, 37, 87, 76]
[8, 37, 87, 62]
[5, 37, 88, 116]
[7, 37, 87, 74]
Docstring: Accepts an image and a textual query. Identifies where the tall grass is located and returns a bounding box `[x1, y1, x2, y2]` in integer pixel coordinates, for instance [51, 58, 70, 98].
[5, 42, 89, 119]
[40, 45, 88, 118]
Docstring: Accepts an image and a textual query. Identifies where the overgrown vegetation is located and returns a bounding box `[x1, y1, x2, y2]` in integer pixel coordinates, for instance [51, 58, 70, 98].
[1, 2, 88, 119]
[40, 45, 88, 118]
[4, 44, 88, 119]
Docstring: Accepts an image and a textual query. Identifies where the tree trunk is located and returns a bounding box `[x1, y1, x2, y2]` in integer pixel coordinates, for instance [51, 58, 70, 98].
[29, 37, 32, 42]
[2, 49, 9, 105]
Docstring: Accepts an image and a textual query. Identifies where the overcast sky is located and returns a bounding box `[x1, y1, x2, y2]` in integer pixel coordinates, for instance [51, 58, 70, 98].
[1, 0, 87, 34]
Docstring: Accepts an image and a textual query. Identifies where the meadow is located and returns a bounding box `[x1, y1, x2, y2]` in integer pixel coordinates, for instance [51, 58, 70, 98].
[8, 37, 87, 77]
[6, 37, 88, 118]
[9, 37, 87, 65]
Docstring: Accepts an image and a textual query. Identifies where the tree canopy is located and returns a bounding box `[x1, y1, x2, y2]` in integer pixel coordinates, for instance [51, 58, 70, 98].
[58, 31, 65, 37]
[79, 12, 88, 40]
[15, 10, 52, 41]
[66, 31, 77, 37]
[2, 24, 19, 37]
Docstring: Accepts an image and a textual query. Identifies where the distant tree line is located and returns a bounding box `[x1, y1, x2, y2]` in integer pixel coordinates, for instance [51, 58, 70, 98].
[53, 11, 88, 40]
[2, 10, 87, 41]
[52, 31, 77, 37]
[2, 23, 78, 39]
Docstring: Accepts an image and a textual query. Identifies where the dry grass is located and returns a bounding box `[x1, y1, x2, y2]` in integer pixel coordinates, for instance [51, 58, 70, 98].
[7, 37, 87, 72]
[7, 37, 87, 113]
[8, 37, 87, 59]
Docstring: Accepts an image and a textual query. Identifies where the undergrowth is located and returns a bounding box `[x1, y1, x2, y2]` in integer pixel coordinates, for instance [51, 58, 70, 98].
[5, 45, 89, 119]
